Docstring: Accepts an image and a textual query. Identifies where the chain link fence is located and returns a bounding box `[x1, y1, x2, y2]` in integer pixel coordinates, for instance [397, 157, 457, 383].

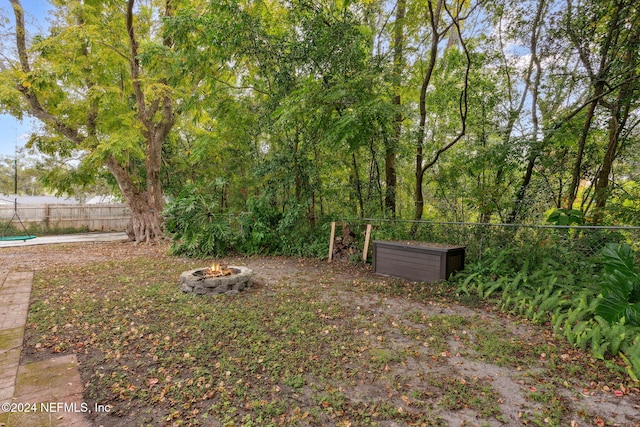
[329, 218, 640, 264]
[182, 211, 640, 265]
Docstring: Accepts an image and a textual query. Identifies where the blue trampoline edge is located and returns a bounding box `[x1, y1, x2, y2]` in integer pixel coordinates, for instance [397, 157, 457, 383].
[0, 235, 37, 241]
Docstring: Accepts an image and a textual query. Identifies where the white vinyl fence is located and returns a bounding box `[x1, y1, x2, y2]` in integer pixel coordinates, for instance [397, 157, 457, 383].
[0, 204, 131, 232]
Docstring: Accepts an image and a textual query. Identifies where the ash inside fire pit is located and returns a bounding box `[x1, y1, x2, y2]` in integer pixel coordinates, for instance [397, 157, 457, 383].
[180, 265, 253, 295]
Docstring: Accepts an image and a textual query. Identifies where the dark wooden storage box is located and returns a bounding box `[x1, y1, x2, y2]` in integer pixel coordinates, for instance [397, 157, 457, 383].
[373, 240, 466, 282]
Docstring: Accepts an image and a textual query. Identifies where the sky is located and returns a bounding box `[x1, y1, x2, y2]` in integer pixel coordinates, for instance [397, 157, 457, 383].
[0, 0, 53, 157]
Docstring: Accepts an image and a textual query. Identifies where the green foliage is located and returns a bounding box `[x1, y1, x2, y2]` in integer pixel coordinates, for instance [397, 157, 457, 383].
[546, 208, 585, 226]
[607, 181, 640, 226]
[596, 244, 640, 326]
[0, 153, 48, 196]
[454, 241, 640, 380]
[163, 184, 234, 257]
[457, 253, 582, 323]
[236, 196, 328, 258]
[236, 197, 282, 255]
[3, 0, 640, 233]
[164, 190, 329, 258]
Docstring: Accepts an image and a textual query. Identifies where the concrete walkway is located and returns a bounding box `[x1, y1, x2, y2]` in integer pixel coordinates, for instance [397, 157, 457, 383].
[0, 232, 127, 248]
[0, 268, 93, 425]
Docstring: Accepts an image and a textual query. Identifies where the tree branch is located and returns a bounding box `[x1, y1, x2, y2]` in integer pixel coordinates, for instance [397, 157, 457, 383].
[9, 0, 84, 145]
[421, 0, 472, 173]
[126, 0, 150, 128]
[9, 0, 30, 73]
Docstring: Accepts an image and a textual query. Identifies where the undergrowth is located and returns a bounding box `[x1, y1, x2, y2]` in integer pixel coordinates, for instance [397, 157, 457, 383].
[163, 189, 329, 258]
[454, 242, 640, 381]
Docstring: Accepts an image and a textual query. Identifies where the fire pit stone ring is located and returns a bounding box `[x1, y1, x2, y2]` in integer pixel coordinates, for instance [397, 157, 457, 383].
[180, 266, 253, 295]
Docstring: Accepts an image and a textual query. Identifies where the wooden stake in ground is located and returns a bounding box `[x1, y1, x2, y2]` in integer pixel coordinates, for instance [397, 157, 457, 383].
[362, 224, 372, 262]
[328, 221, 336, 262]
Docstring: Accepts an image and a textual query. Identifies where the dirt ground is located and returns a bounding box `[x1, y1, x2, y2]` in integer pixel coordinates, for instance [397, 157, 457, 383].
[1, 241, 639, 426]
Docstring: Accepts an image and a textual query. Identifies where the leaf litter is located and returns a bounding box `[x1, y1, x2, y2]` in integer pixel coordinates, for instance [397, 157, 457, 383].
[1, 241, 639, 426]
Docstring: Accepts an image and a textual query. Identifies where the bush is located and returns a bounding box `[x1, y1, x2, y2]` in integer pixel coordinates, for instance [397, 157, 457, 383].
[163, 185, 235, 257]
[164, 190, 330, 259]
[236, 197, 328, 257]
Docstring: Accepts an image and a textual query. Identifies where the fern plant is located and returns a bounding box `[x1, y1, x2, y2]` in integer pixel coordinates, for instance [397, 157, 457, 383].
[454, 243, 640, 379]
[596, 243, 640, 326]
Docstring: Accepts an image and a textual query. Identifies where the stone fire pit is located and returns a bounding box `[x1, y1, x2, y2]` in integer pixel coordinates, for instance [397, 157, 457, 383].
[180, 265, 253, 295]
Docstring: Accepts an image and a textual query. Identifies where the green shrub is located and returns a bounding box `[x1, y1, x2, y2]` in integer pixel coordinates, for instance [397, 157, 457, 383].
[164, 190, 329, 259]
[546, 208, 585, 225]
[236, 196, 329, 257]
[596, 243, 640, 326]
[163, 185, 235, 257]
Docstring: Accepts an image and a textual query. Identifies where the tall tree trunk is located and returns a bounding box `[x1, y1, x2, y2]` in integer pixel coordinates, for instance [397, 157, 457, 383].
[386, 0, 406, 218]
[368, 138, 384, 211]
[593, 24, 639, 222]
[564, 0, 625, 210]
[412, 0, 442, 226]
[565, 89, 601, 209]
[507, 0, 546, 223]
[125, 0, 175, 241]
[509, 151, 538, 223]
[592, 128, 616, 221]
[412, 0, 471, 232]
[106, 156, 162, 242]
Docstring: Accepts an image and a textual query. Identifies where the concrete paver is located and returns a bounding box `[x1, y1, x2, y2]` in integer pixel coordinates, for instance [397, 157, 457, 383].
[3, 355, 89, 427]
[0, 270, 91, 427]
[0, 272, 32, 407]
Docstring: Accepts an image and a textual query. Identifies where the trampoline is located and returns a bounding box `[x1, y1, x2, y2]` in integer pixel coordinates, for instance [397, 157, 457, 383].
[0, 198, 36, 241]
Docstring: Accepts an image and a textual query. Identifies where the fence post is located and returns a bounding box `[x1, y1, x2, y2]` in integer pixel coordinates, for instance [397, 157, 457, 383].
[362, 224, 372, 262]
[328, 221, 336, 262]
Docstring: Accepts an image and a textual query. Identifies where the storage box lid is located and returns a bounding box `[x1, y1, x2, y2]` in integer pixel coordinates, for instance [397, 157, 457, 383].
[373, 240, 465, 252]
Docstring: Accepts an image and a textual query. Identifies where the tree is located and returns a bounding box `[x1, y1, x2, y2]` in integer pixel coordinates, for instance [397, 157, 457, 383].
[166, 0, 394, 219]
[563, 0, 640, 220]
[586, 1, 640, 221]
[487, 0, 549, 223]
[2, 0, 176, 242]
[386, 0, 406, 218]
[4, 0, 638, 238]
[412, 0, 473, 224]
